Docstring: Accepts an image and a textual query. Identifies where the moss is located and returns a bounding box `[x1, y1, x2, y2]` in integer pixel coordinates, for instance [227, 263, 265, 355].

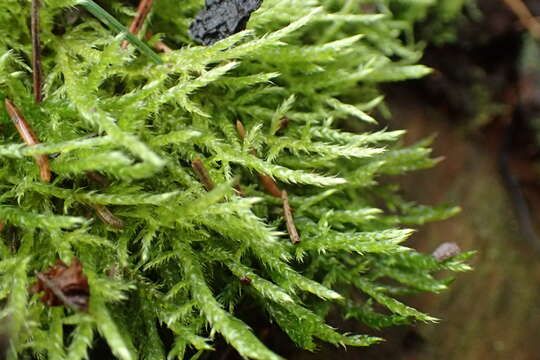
[0, 1, 471, 359]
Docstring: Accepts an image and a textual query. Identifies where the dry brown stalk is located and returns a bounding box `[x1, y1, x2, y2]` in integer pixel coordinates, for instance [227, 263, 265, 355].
[4, 99, 51, 182]
[145, 32, 173, 53]
[236, 120, 299, 242]
[152, 39, 172, 53]
[234, 184, 246, 197]
[90, 203, 124, 229]
[84, 171, 118, 228]
[192, 158, 216, 191]
[281, 190, 300, 244]
[257, 174, 282, 198]
[122, 0, 154, 49]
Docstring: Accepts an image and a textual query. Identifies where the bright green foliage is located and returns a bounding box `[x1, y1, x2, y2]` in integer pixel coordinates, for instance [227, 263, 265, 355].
[0, 1, 472, 359]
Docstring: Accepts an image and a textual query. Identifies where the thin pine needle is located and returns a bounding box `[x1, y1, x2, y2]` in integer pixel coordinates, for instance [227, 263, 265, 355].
[77, 0, 162, 64]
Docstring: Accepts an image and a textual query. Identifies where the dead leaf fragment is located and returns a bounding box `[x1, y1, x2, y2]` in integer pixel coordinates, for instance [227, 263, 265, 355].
[31, 258, 90, 312]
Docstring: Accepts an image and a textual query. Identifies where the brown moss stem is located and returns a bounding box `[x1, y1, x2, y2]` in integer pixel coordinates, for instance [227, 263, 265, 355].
[192, 158, 215, 191]
[4, 99, 51, 182]
[281, 190, 300, 244]
[122, 0, 154, 49]
[89, 203, 124, 229]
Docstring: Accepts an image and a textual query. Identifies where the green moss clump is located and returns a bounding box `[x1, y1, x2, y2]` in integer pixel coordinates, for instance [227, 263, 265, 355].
[0, 1, 471, 359]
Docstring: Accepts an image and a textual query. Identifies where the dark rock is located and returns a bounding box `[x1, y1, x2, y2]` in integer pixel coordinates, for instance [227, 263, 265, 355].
[189, 0, 263, 46]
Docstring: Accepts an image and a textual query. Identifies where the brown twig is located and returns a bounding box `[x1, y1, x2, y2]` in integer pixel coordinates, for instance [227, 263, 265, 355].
[89, 203, 124, 229]
[122, 0, 154, 49]
[235, 120, 282, 197]
[281, 190, 300, 244]
[4, 99, 51, 182]
[502, 0, 540, 39]
[152, 39, 172, 53]
[31, 0, 43, 104]
[85, 170, 115, 225]
[0, 222, 4, 232]
[192, 158, 215, 191]
[86, 171, 110, 186]
[257, 174, 282, 198]
[145, 32, 173, 53]
[236, 120, 299, 242]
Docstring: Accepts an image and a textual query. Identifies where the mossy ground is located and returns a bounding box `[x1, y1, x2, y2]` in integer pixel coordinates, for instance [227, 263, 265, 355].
[0, 1, 472, 359]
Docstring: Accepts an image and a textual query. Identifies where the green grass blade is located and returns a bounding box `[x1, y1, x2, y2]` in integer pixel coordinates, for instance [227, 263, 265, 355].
[77, 0, 163, 64]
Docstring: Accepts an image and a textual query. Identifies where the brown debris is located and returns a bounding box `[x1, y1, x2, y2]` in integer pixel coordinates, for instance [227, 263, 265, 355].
[122, 0, 154, 49]
[235, 120, 247, 140]
[31, 0, 43, 104]
[84, 173, 118, 227]
[277, 116, 290, 133]
[240, 277, 252, 285]
[258, 174, 282, 198]
[192, 158, 215, 191]
[281, 190, 300, 244]
[31, 258, 90, 312]
[234, 184, 246, 197]
[4, 99, 51, 182]
[432, 242, 461, 262]
[90, 203, 124, 229]
[86, 171, 110, 187]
